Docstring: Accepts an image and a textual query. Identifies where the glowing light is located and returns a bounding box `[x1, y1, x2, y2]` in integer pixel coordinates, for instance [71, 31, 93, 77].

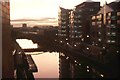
[86, 47, 89, 50]
[101, 74, 104, 77]
[74, 45, 77, 47]
[87, 35, 89, 37]
[87, 66, 89, 68]
[74, 60, 77, 63]
[117, 51, 119, 53]
[66, 57, 69, 59]
[87, 69, 89, 72]
[67, 43, 69, 45]
[103, 46, 105, 49]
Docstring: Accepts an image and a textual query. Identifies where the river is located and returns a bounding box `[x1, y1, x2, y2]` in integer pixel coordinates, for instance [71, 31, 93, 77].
[16, 39, 59, 78]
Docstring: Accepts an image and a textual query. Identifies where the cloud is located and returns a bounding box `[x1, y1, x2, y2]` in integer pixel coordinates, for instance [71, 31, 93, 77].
[11, 17, 58, 27]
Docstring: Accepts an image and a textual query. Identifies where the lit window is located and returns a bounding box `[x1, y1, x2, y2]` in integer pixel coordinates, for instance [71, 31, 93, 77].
[108, 12, 111, 16]
[108, 20, 111, 24]
[92, 22, 95, 25]
[81, 38, 84, 41]
[98, 25, 102, 27]
[117, 12, 120, 16]
[101, 74, 104, 77]
[87, 66, 89, 68]
[66, 57, 69, 59]
[107, 40, 111, 43]
[111, 40, 115, 43]
[87, 69, 89, 72]
[98, 38, 102, 42]
[98, 32, 101, 35]
[74, 60, 77, 62]
[103, 46, 105, 49]
[74, 45, 77, 47]
[92, 16, 96, 20]
[111, 32, 116, 35]
[75, 30, 77, 32]
[75, 36, 78, 38]
[107, 32, 110, 35]
[86, 47, 89, 50]
[74, 26, 76, 28]
[60, 41, 63, 43]
[116, 51, 119, 53]
[87, 35, 89, 38]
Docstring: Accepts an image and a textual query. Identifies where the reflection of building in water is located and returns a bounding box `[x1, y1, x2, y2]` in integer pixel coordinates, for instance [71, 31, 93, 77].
[59, 53, 105, 78]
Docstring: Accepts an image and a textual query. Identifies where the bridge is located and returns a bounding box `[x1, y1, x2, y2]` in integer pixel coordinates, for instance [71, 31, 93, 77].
[12, 27, 119, 78]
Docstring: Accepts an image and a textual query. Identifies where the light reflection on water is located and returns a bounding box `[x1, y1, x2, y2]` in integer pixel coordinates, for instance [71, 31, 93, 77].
[16, 39, 59, 78]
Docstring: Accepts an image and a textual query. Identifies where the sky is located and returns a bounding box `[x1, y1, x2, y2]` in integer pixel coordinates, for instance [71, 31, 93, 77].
[10, 0, 117, 27]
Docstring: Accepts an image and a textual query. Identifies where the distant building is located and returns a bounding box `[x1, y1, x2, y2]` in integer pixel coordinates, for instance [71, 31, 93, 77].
[0, 0, 14, 78]
[22, 23, 27, 27]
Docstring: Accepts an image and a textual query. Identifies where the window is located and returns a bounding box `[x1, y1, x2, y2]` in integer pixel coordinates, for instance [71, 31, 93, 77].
[92, 16, 96, 20]
[117, 12, 120, 16]
[98, 38, 102, 42]
[108, 12, 111, 16]
[98, 25, 102, 28]
[111, 16, 116, 20]
[92, 22, 96, 25]
[90, 9, 94, 11]
[111, 40, 116, 43]
[117, 20, 120, 24]
[108, 20, 111, 24]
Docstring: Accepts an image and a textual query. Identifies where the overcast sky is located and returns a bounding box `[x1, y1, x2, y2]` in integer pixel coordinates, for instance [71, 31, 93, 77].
[10, 0, 116, 27]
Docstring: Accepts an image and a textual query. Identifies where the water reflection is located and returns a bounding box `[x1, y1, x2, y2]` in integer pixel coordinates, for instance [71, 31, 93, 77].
[16, 39, 59, 78]
[16, 39, 103, 78]
[30, 52, 59, 78]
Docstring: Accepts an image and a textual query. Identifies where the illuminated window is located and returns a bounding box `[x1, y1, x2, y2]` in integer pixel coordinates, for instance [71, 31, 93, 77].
[117, 12, 120, 16]
[98, 38, 102, 42]
[101, 74, 104, 77]
[108, 12, 111, 16]
[108, 20, 111, 24]
[98, 32, 101, 35]
[92, 22, 96, 25]
[86, 47, 89, 50]
[107, 32, 110, 35]
[107, 40, 111, 43]
[111, 40, 115, 43]
[87, 35, 89, 37]
[98, 25, 102, 27]
[92, 16, 96, 20]
[79, 25, 82, 27]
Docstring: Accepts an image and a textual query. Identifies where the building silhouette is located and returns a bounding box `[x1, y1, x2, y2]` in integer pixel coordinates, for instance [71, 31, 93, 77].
[0, 0, 14, 78]
[58, 1, 119, 78]
[58, 7, 71, 44]
[69, 2, 100, 47]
